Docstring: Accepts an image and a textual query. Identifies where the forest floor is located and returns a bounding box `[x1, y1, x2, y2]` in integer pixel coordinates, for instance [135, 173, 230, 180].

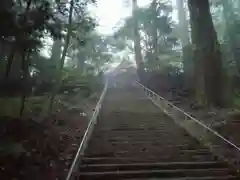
[165, 93, 240, 146]
[0, 92, 101, 180]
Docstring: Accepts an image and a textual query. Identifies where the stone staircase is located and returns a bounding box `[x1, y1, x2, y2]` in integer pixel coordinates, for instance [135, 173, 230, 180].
[78, 88, 239, 179]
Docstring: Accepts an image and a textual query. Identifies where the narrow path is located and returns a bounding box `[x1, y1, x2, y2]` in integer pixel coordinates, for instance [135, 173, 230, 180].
[79, 87, 238, 179]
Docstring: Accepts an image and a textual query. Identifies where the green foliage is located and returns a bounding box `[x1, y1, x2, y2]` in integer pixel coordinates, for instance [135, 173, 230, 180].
[115, 0, 178, 71]
[0, 98, 21, 117]
[67, 32, 114, 75]
[210, 0, 240, 74]
[0, 0, 105, 117]
[0, 0, 62, 50]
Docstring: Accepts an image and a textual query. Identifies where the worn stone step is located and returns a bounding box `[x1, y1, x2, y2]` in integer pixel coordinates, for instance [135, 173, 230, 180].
[94, 127, 185, 131]
[88, 138, 200, 145]
[93, 130, 192, 136]
[92, 131, 190, 136]
[91, 132, 196, 139]
[79, 168, 235, 180]
[89, 137, 194, 142]
[85, 149, 212, 157]
[82, 155, 216, 164]
[80, 161, 225, 172]
[87, 142, 203, 151]
[124, 176, 239, 180]
[91, 135, 192, 142]
[77, 89, 238, 179]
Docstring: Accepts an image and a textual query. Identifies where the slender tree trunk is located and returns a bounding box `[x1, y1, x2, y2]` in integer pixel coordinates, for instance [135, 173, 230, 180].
[19, 0, 33, 116]
[76, 50, 86, 75]
[47, 0, 74, 114]
[176, 0, 192, 80]
[221, 1, 240, 73]
[188, 0, 205, 105]
[132, 0, 144, 74]
[50, 39, 62, 80]
[5, 46, 16, 79]
[6, 0, 32, 81]
[177, 0, 189, 46]
[188, 0, 225, 107]
[237, 0, 240, 13]
[20, 51, 30, 116]
[220, 1, 236, 105]
[151, 0, 158, 65]
[0, 41, 6, 79]
[51, 40, 62, 62]
[0, 41, 5, 60]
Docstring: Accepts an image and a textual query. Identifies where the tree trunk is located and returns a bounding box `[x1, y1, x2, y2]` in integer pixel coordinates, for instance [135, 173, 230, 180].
[20, 51, 30, 116]
[76, 50, 86, 75]
[177, 0, 189, 46]
[19, 0, 33, 116]
[151, 0, 158, 65]
[177, 0, 193, 83]
[47, 0, 74, 114]
[0, 41, 6, 79]
[0, 41, 5, 61]
[188, 0, 205, 105]
[237, 0, 240, 13]
[132, 0, 144, 73]
[51, 40, 62, 62]
[188, 0, 225, 107]
[50, 39, 62, 80]
[221, 1, 240, 74]
[4, 46, 16, 79]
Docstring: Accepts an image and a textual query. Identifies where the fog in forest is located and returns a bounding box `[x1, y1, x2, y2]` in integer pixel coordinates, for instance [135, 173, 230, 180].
[2, 0, 240, 179]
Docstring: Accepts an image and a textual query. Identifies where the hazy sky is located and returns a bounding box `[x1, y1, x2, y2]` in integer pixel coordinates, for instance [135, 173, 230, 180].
[42, 0, 177, 59]
[90, 0, 177, 68]
[41, 0, 152, 57]
[92, 0, 151, 35]
[92, 0, 177, 35]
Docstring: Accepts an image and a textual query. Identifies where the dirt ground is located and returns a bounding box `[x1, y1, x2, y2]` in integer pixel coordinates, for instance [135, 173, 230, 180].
[0, 94, 100, 180]
[165, 93, 240, 146]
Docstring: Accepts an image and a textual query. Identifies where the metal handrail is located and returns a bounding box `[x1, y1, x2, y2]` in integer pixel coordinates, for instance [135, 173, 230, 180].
[137, 82, 240, 152]
[66, 80, 108, 180]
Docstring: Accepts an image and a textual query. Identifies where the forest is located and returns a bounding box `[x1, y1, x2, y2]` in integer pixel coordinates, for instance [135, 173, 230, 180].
[1, 0, 240, 179]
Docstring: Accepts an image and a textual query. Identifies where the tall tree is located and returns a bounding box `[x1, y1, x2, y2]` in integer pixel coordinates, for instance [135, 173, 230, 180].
[151, 0, 159, 63]
[0, 0, 63, 115]
[176, 0, 189, 46]
[1, 0, 62, 81]
[176, 0, 194, 80]
[47, 0, 75, 113]
[116, 2, 176, 71]
[220, 1, 240, 74]
[132, 0, 144, 74]
[188, 0, 225, 107]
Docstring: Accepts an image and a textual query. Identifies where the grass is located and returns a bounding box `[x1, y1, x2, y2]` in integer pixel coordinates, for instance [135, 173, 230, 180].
[233, 96, 240, 109]
[0, 95, 64, 117]
[0, 97, 22, 117]
[0, 91, 95, 118]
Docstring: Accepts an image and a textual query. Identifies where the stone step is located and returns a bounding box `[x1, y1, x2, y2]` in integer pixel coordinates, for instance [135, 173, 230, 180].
[80, 161, 225, 172]
[82, 155, 216, 164]
[79, 168, 235, 180]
